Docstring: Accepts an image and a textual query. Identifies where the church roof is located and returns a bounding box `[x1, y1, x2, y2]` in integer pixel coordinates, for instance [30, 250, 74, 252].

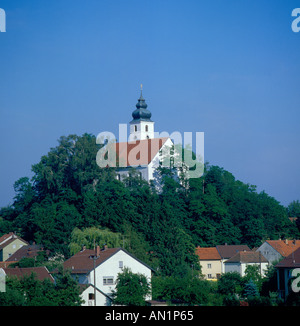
[130, 91, 153, 123]
[116, 137, 169, 167]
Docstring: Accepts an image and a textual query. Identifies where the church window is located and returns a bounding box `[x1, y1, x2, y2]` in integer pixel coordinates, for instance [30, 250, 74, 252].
[134, 125, 137, 132]
[145, 125, 148, 132]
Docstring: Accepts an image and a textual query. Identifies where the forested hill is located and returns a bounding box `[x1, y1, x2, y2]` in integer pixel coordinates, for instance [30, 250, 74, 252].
[0, 133, 299, 277]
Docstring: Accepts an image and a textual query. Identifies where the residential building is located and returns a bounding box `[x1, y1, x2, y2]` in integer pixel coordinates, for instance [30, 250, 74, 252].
[224, 251, 268, 277]
[256, 239, 300, 264]
[275, 247, 300, 301]
[0, 266, 54, 283]
[0, 232, 28, 261]
[6, 244, 48, 263]
[216, 244, 250, 273]
[61, 246, 154, 306]
[195, 247, 221, 280]
[79, 284, 112, 306]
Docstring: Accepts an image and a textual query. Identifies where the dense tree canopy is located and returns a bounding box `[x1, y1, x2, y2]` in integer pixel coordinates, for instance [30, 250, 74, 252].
[0, 133, 299, 277]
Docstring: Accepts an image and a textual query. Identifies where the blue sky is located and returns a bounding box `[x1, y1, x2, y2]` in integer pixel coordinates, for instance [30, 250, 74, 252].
[0, 0, 299, 207]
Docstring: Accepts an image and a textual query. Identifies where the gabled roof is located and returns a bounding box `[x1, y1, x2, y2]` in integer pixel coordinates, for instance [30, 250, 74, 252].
[195, 247, 221, 260]
[265, 240, 300, 257]
[62, 247, 154, 274]
[0, 237, 28, 250]
[216, 245, 250, 259]
[6, 244, 46, 262]
[0, 232, 14, 245]
[79, 283, 112, 300]
[275, 247, 300, 269]
[115, 137, 169, 167]
[2, 266, 54, 283]
[225, 251, 268, 264]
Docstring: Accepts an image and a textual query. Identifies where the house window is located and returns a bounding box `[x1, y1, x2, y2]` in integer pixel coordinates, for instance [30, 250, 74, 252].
[207, 263, 212, 269]
[207, 274, 212, 279]
[89, 293, 95, 300]
[119, 261, 123, 268]
[117, 174, 121, 181]
[103, 277, 114, 285]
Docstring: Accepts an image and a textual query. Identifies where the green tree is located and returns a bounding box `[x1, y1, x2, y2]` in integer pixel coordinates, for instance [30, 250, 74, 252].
[69, 226, 124, 255]
[243, 264, 263, 291]
[218, 272, 243, 296]
[244, 279, 259, 298]
[112, 267, 151, 306]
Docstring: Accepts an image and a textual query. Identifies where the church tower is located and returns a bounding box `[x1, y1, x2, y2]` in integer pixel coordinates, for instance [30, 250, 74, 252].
[129, 86, 154, 141]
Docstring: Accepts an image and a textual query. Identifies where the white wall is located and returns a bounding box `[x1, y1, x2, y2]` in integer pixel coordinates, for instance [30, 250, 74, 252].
[89, 249, 152, 300]
[256, 242, 282, 263]
[225, 262, 269, 277]
[81, 286, 112, 306]
[224, 263, 241, 275]
[129, 121, 155, 141]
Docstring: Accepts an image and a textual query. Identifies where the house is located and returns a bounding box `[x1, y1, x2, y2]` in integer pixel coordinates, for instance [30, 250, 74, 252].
[216, 244, 250, 273]
[224, 251, 269, 277]
[61, 246, 154, 306]
[256, 239, 300, 264]
[0, 266, 54, 283]
[195, 247, 222, 280]
[0, 232, 28, 261]
[79, 284, 112, 306]
[5, 244, 48, 263]
[275, 247, 300, 301]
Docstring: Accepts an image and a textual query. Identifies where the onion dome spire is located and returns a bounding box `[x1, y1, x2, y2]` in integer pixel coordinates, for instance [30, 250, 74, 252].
[131, 84, 152, 122]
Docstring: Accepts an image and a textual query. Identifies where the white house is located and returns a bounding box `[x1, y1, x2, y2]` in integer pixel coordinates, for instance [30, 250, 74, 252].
[62, 246, 154, 306]
[256, 239, 300, 264]
[216, 244, 250, 273]
[224, 250, 269, 277]
[79, 284, 112, 306]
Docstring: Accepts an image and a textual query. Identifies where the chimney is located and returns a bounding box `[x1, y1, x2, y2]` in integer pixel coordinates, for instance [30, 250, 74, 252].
[96, 245, 100, 257]
[103, 243, 108, 251]
[285, 239, 288, 245]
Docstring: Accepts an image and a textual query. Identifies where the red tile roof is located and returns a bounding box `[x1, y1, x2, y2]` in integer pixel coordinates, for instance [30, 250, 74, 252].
[63, 248, 120, 274]
[276, 247, 300, 268]
[6, 244, 47, 262]
[0, 232, 14, 245]
[62, 247, 155, 274]
[2, 267, 54, 283]
[266, 240, 300, 257]
[195, 247, 221, 260]
[115, 137, 169, 167]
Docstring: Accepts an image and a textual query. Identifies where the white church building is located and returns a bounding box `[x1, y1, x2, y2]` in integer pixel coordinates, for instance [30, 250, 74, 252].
[115, 88, 174, 184]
